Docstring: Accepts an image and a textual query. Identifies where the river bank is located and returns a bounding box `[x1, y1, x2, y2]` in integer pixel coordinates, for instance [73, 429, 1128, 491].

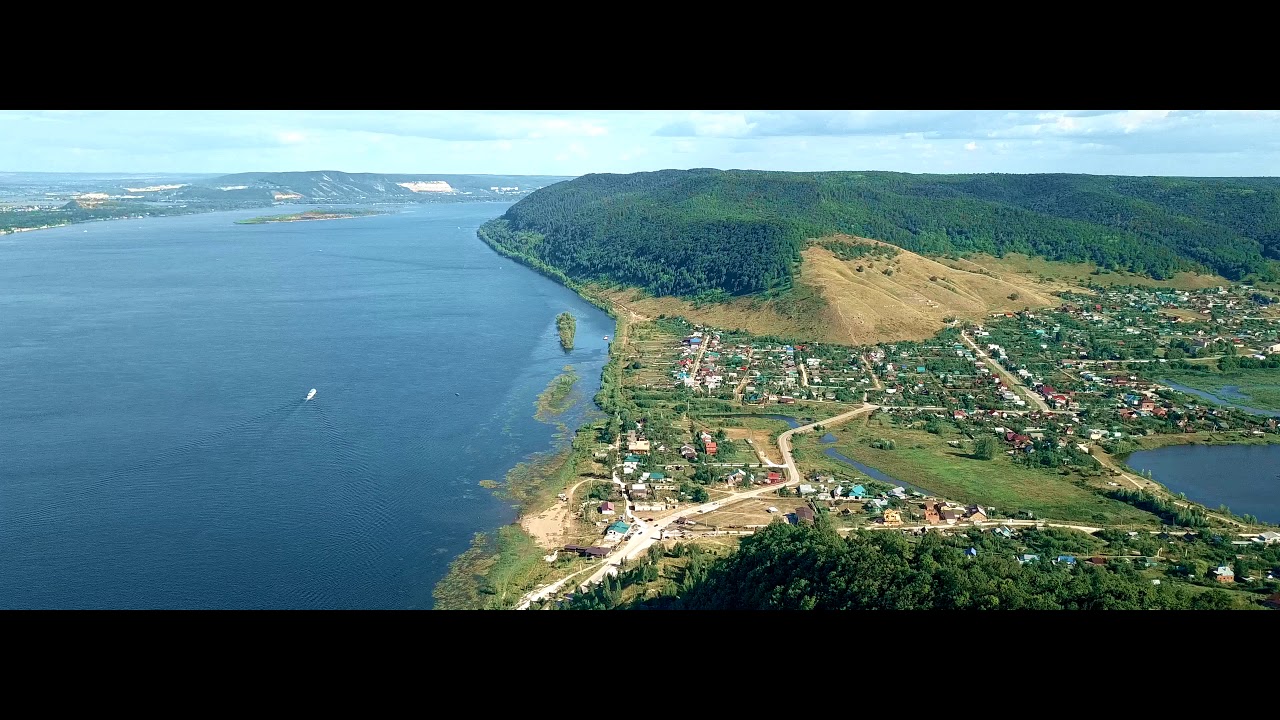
[1124, 443, 1280, 525]
[431, 233, 621, 609]
[1116, 430, 1280, 458]
[5, 202, 620, 609]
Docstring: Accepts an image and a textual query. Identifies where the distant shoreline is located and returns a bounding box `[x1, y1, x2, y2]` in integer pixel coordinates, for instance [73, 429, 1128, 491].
[235, 210, 388, 225]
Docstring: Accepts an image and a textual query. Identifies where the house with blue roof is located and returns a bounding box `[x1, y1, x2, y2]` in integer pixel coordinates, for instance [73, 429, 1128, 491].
[605, 521, 631, 542]
[965, 547, 979, 557]
[1055, 555, 1077, 565]
[850, 485, 866, 499]
[991, 526, 1013, 539]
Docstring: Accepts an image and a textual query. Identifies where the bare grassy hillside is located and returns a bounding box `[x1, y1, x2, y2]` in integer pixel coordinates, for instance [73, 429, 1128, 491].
[594, 237, 1075, 344]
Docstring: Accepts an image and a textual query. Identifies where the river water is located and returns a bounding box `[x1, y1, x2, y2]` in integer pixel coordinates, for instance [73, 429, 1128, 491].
[0, 202, 613, 608]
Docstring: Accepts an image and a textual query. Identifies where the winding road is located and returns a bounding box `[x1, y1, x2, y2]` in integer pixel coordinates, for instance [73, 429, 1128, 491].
[516, 402, 880, 607]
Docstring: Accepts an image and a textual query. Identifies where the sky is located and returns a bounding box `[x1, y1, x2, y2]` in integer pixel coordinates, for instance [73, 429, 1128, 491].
[2, 110, 1279, 177]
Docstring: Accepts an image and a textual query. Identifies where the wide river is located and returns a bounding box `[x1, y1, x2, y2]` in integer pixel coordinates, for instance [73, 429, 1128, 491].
[0, 203, 613, 609]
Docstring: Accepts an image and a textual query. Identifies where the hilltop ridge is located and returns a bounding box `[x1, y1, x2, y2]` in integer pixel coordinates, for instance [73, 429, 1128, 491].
[483, 169, 1280, 303]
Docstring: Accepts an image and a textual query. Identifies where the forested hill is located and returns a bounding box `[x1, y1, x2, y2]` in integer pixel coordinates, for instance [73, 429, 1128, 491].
[600, 523, 1247, 610]
[480, 169, 1280, 298]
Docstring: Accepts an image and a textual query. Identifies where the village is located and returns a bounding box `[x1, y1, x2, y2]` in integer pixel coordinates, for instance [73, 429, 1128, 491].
[517, 282, 1280, 609]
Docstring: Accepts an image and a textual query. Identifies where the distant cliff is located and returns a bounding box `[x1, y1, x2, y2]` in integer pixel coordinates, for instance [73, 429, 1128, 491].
[155, 171, 572, 205]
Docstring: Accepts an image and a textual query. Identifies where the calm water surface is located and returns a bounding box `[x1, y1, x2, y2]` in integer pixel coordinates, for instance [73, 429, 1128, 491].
[1125, 444, 1280, 524]
[756, 413, 930, 494]
[1158, 378, 1280, 417]
[0, 203, 612, 608]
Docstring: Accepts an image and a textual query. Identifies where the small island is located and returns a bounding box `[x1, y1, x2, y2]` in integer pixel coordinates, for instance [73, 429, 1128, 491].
[235, 209, 386, 225]
[556, 312, 576, 351]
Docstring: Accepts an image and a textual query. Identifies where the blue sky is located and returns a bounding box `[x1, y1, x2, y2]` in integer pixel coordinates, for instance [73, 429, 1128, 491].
[3, 110, 1279, 176]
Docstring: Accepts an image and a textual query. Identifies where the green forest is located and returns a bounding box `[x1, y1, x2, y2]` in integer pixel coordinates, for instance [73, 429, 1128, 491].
[482, 169, 1280, 299]
[556, 311, 576, 351]
[565, 522, 1252, 610]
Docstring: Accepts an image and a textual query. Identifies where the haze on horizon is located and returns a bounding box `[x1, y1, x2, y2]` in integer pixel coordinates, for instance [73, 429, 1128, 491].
[2, 110, 1279, 178]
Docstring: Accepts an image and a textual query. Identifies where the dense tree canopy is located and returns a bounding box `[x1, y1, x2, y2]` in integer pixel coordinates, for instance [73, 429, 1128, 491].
[481, 169, 1280, 299]
[628, 523, 1245, 610]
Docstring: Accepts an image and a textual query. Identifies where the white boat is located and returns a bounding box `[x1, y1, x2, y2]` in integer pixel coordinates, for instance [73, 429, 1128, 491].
[305, 388, 317, 401]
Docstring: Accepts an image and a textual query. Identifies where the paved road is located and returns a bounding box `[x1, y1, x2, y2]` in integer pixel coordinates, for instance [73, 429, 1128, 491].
[517, 564, 602, 609]
[522, 403, 880, 605]
[876, 405, 1075, 416]
[961, 332, 1050, 412]
[856, 518, 1104, 534]
[570, 477, 804, 595]
[1069, 356, 1224, 366]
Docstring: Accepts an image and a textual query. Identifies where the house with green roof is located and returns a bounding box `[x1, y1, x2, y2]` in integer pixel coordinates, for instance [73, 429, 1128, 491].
[605, 521, 631, 542]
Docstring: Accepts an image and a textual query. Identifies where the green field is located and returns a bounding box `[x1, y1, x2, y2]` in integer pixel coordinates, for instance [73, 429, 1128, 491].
[792, 422, 1161, 526]
[1159, 368, 1280, 412]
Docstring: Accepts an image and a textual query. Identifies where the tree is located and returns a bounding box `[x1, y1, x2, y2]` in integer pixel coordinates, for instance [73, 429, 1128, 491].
[693, 464, 713, 484]
[691, 486, 709, 503]
[973, 436, 997, 460]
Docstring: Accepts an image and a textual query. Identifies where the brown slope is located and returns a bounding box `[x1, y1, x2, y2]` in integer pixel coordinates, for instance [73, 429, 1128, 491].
[592, 236, 1069, 345]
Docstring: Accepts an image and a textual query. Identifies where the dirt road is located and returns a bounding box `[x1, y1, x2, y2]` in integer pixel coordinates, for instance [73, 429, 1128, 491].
[521, 477, 595, 549]
[1091, 447, 1250, 528]
[961, 331, 1050, 412]
[777, 404, 878, 484]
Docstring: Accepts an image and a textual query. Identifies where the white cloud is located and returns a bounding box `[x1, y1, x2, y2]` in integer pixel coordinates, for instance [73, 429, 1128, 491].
[654, 112, 757, 138]
[7, 109, 1280, 176]
[554, 142, 589, 162]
